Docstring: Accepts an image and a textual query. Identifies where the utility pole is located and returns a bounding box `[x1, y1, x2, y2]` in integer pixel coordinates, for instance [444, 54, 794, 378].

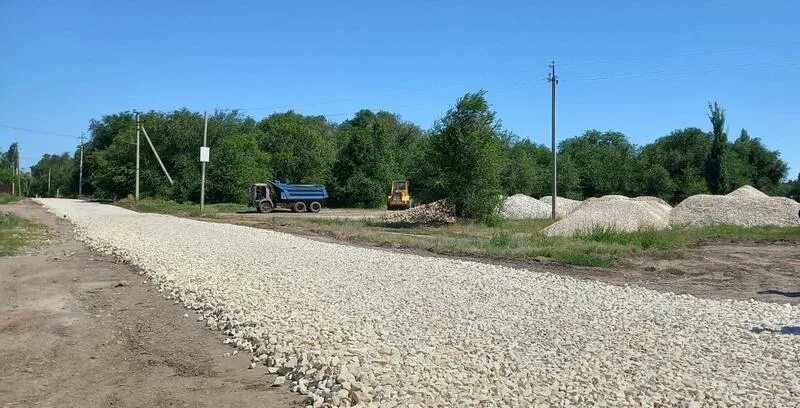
[200, 112, 208, 213]
[78, 132, 85, 197]
[48, 168, 51, 196]
[547, 62, 558, 220]
[135, 113, 140, 201]
[16, 146, 21, 197]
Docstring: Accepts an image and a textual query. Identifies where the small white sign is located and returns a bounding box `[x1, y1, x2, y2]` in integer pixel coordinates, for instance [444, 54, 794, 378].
[200, 147, 210, 162]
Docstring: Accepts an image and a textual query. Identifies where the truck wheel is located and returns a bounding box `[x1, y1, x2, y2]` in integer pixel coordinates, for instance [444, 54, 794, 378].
[292, 201, 306, 213]
[259, 200, 273, 213]
[308, 201, 322, 213]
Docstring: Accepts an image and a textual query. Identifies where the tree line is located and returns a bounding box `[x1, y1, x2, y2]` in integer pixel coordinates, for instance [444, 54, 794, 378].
[19, 91, 799, 220]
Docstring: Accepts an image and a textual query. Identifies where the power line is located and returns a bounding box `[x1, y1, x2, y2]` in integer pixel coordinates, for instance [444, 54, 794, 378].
[569, 60, 800, 81]
[0, 124, 83, 140]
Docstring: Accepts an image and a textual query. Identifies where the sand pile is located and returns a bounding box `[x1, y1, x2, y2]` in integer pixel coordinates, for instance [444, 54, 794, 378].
[500, 194, 551, 219]
[670, 194, 800, 228]
[383, 199, 456, 224]
[543, 197, 670, 237]
[539, 196, 582, 218]
[727, 185, 769, 198]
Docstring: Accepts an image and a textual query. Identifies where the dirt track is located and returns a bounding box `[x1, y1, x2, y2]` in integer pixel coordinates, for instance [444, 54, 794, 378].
[0, 200, 301, 408]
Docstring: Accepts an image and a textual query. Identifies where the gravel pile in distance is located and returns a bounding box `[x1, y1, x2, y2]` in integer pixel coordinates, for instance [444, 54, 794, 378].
[727, 184, 769, 198]
[37, 199, 800, 407]
[382, 199, 456, 224]
[538, 196, 582, 218]
[670, 194, 800, 228]
[543, 196, 671, 237]
[500, 194, 551, 219]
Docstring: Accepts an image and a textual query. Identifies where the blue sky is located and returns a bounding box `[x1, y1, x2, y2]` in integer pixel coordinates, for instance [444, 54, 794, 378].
[1, 0, 798, 177]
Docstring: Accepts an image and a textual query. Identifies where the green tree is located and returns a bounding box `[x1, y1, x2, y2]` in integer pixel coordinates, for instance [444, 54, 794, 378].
[30, 153, 75, 197]
[705, 102, 727, 194]
[431, 91, 504, 221]
[207, 132, 271, 203]
[331, 110, 412, 207]
[559, 130, 638, 198]
[728, 128, 788, 194]
[640, 128, 710, 203]
[258, 111, 335, 185]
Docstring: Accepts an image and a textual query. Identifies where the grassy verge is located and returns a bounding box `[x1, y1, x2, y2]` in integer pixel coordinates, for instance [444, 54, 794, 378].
[0, 212, 45, 255]
[0, 193, 24, 204]
[256, 217, 800, 267]
[116, 197, 249, 218]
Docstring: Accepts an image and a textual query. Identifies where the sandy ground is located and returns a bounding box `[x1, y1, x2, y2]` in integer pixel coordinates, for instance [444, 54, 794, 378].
[0, 200, 302, 408]
[217, 207, 388, 220]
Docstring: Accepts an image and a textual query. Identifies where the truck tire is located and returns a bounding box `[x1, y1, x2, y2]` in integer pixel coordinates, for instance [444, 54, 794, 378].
[292, 201, 306, 213]
[308, 201, 322, 213]
[258, 200, 273, 213]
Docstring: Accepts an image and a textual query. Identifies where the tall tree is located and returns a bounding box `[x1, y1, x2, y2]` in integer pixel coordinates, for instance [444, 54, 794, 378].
[431, 91, 504, 221]
[639, 128, 710, 203]
[559, 130, 637, 198]
[728, 128, 788, 194]
[705, 102, 727, 194]
[258, 111, 335, 185]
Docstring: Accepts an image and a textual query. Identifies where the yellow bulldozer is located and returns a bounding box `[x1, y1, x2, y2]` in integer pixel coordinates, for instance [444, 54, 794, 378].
[387, 179, 413, 210]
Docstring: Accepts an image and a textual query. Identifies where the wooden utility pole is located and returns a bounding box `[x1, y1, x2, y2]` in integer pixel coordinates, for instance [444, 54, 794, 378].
[547, 62, 558, 220]
[135, 113, 141, 200]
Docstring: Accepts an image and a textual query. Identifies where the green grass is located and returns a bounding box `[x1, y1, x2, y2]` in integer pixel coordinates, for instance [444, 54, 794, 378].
[0, 193, 23, 204]
[254, 216, 800, 268]
[117, 197, 249, 218]
[0, 212, 45, 255]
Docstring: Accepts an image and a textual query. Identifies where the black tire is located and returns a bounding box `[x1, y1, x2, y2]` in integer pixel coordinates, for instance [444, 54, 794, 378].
[258, 200, 273, 213]
[308, 201, 322, 213]
[292, 201, 307, 213]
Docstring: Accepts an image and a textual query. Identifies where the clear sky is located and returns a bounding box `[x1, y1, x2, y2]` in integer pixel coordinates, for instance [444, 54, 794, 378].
[1, 0, 798, 176]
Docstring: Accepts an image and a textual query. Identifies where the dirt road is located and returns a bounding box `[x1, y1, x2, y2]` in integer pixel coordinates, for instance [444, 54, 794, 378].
[0, 200, 301, 408]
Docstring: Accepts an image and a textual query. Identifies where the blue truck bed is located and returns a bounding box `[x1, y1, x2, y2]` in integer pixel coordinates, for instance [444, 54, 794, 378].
[270, 180, 329, 201]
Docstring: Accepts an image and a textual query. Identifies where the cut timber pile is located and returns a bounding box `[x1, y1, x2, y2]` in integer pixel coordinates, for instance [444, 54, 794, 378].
[543, 196, 670, 237]
[726, 184, 769, 198]
[500, 194, 551, 219]
[383, 199, 456, 224]
[539, 196, 582, 218]
[670, 193, 800, 228]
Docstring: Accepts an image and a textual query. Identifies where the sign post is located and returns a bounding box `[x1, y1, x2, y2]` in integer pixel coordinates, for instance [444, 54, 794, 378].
[200, 112, 209, 213]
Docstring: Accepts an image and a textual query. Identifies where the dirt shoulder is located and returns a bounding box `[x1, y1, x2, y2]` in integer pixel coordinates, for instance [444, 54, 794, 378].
[0, 200, 302, 408]
[200, 213, 800, 305]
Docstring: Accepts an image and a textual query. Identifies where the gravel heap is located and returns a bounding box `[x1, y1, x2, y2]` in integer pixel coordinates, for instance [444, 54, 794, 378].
[670, 194, 800, 228]
[538, 196, 582, 218]
[37, 199, 800, 407]
[382, 199, 456, 224]
[727, 185, 769, 198]
[632, 196, 672, 208]
[500, 194, 551, 219]
[543, 196, 671, 237]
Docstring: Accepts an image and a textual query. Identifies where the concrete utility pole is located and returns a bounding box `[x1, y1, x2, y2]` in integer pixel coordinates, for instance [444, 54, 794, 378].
[140, 124, 174, 185]
[200, 112, 208, 213]
[547, 62, 558, 220]
[48, 168, 51, 196]
[16, 147, 21, 197]
[135, 113, 141, 201]
[78, 132, 85, 197]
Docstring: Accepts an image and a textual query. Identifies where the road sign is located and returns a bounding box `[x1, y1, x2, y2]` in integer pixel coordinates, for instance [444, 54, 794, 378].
[200, 147, 210, 162]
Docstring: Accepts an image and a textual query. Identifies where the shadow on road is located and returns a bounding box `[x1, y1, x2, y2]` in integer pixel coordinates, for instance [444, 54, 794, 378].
[756, 289, 800, 298]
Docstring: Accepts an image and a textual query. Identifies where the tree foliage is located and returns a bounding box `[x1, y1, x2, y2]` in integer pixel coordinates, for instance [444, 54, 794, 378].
[705, 102, 727, 194]
[430, 91, 504, 221]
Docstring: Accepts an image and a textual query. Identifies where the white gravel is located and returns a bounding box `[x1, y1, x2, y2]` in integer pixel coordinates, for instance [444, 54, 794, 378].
[500, 194, 550, 219]
[38, 199, 800, 407]
[543, 197, 671, 237]
[671, 194, 800, 228]
[727, 185, 769, 198]
[538, 196, 582, 218]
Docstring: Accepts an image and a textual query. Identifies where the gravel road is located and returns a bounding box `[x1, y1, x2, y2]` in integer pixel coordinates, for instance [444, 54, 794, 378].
[37, 199, 800, 407]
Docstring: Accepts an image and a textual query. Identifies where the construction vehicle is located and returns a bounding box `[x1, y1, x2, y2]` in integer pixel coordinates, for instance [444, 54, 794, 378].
[387, 179, 413, 210]
[249, 180, 328, 213]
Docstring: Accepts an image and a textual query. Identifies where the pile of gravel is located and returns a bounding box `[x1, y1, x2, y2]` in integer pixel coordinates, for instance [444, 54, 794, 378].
[500, 194, 551, 219]
[538, 196, 582, 218]
[632, 195, 672, 208]
[543, 197, 671, 237]
[670, 194, 800, 228]
[727, 185, 769, 198]
[36, 199, 800, 407]
[383, 199, 456, 224]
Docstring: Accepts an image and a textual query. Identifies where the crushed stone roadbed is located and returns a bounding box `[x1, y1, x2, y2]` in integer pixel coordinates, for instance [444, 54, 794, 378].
[37, 199, 800, 407]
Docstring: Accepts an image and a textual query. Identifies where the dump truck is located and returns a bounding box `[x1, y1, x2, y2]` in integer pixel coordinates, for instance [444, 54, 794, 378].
[387, 179, 413, 210]
[249, 181, 328, 213]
